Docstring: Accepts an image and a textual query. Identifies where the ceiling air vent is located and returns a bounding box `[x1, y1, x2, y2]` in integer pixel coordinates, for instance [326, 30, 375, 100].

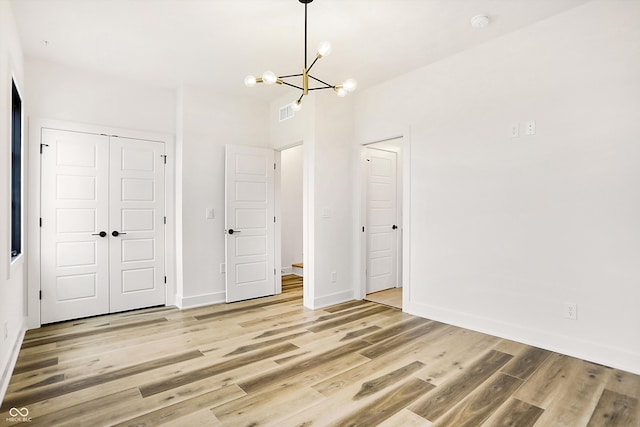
[279, 104, 294, 122]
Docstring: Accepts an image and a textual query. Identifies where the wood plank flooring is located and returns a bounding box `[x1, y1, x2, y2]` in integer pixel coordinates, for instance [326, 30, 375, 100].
[1, 275, 639, 426]
[366, 287, 402, 309]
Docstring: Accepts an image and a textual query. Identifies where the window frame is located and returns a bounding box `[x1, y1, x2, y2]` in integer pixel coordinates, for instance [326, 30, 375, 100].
[10, 78, 23, 262]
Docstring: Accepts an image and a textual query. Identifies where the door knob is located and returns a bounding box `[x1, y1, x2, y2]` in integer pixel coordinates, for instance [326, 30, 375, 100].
[227, 229, 241, 235]
[112, 230, 127, 237]
[392, 225, 398, 230]
[92, 231, 107, 237]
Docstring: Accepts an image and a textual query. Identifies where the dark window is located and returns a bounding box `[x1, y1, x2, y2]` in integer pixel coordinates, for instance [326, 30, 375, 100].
[11, 80, 22, 259]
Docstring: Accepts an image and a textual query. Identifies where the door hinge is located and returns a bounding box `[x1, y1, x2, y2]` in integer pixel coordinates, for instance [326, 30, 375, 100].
[164, 276, 167, 284]
[362, 226, 365, 232]
[274, 163, 276, 170]
[164, 216, 167, 224]
[274, 216, 276, 223]
[274, 268, 276, 275]
[40, 143, 49, 154]
[39, 290, 42, 300]
[40, 218, 43, 227]
[161, 154, 167, 164]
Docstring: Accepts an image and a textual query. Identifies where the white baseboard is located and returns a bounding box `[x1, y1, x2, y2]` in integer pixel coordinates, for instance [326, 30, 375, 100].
[292, 266, 304, 277]
[281, 267, 293, 275]
[312, 290, 354, 310]
[405, 300, 640, 375]
[175, 291, 226, 310]
[0, 319, 26, 405]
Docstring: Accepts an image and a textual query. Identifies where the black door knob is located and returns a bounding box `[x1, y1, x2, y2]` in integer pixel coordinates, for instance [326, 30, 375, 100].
[228, 229, 235, 235]
[92, 231, 107, 237]
[112, 231, 127, 237]
[392, 225, 398, 230]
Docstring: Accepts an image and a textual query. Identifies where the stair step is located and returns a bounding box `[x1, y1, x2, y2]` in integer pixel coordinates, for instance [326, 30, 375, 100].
[292, 263, 303, 269]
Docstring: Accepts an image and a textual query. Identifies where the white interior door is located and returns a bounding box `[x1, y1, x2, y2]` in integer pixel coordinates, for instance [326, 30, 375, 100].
[366, 148, 398, 294]
[109, 137, 166, 312]
[41, 129, 110, 323]
[225, 145, 275, 303]
[41, 129, 166, 323]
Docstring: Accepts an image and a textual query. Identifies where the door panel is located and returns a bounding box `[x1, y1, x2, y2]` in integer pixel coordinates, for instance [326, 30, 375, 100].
[41, 129, 110, 323]
[366, 148, 398, 294]
[109, 137, 165, 313]
[225, 145, 275, 303]
[41, 130, 165, 323]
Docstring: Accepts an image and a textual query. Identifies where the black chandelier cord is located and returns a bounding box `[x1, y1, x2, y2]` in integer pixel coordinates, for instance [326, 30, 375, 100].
[304, 2, 308, 69]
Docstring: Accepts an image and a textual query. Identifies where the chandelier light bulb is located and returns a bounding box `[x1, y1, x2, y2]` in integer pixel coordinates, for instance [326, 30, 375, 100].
[244, 75, 257, 87]
[343, 78, 357, 92]
[317, 41, 332, 57]
[291, 100, 302, 112]
[336, 87, 347, 97]
[262, 71, 277, 85]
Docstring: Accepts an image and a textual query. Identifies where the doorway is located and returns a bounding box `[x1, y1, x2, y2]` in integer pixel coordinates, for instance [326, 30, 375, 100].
[363, 138, 403, 309]
[40, 128, 166, 323]
[279, 144, 304, 293]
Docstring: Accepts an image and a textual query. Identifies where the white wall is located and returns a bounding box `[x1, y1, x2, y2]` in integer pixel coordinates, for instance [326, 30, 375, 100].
[26, 58, 176, 134]
[268, 91, 357, 309]
[311, 94, 357, 308]
[354, 0, 640, 374]
[0, 0, 25, 402]
[280, 144, 303, 271]
[176, 85, 269, 308]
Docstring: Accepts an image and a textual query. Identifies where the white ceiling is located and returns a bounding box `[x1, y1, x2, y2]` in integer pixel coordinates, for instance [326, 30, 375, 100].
[11, 0, 590, 102]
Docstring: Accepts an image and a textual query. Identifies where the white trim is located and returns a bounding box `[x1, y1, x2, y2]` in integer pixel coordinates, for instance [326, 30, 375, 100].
[313, 289, 355, 310]
[401, 126, 411, 311]
[0, 319, 25, 404]
[27, 118, 176, 329]
[405, 300, 640, 375]
[281, 266, 293, 275]
[274, 150, 282, 295]
[176, 292, 225, 310]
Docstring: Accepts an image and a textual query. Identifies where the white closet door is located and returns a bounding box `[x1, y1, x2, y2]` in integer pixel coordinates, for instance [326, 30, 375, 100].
[109, 137, 166, 313]
[366, 148, 398, 294]
[41, 129, 110, 323]
[225, 144, 275, 303]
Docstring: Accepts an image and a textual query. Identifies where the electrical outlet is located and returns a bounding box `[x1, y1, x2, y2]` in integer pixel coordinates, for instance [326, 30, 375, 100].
[331, 271, 337, 283]
[220, 263, 226, 274]
[566, 303, 577, 320]
[526, 120, 536, 135]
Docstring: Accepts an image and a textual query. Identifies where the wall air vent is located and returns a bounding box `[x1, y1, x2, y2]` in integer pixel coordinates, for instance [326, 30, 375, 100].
[279, 104, 294, 122]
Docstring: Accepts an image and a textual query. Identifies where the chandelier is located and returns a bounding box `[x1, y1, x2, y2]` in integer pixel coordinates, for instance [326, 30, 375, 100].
[244, 0, 357, 111]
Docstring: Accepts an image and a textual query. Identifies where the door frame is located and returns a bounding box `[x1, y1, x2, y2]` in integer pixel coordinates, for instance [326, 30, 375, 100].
[27, 119, 176, 328]
[359, 133, 411, 310]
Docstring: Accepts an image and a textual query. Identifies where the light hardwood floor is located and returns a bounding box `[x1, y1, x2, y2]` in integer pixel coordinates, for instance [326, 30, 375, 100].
[366, 288, 402, 309]
[1, 275, 638, 426]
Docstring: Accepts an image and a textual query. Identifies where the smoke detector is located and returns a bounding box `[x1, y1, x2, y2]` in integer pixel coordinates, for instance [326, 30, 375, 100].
[470, 15, 490, 29]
